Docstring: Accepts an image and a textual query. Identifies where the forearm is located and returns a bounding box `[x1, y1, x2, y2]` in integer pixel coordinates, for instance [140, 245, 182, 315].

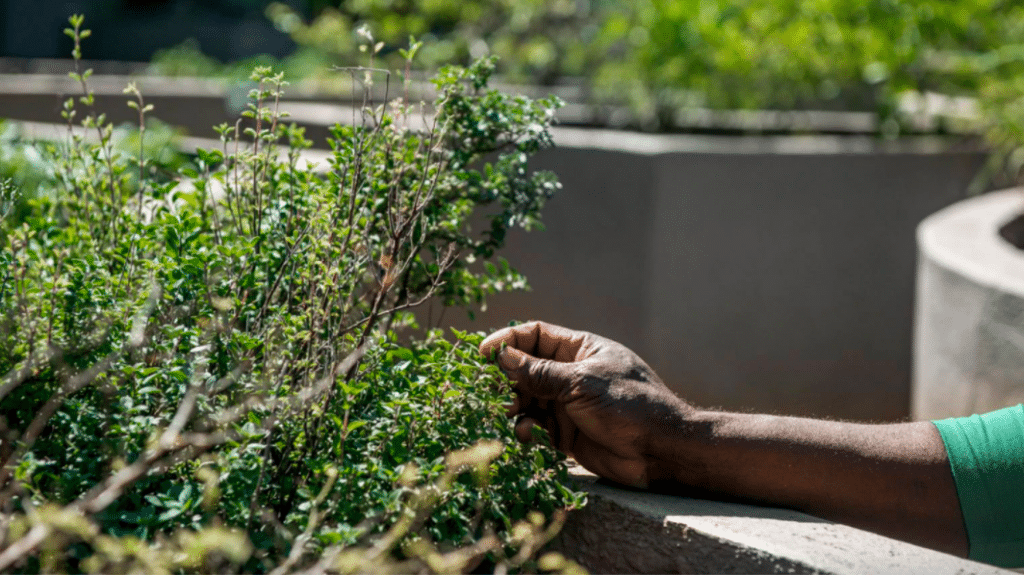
[648, 410, 967, 556]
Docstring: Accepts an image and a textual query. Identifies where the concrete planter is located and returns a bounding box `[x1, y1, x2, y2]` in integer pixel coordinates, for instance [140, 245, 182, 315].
[913, 189, 1024, 420]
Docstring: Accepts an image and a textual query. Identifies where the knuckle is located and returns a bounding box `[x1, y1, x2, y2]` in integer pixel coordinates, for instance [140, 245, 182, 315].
[527, 358, 549, 385]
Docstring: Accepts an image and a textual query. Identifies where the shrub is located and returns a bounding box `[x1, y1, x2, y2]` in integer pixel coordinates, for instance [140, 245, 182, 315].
[0, 16, 584, 574]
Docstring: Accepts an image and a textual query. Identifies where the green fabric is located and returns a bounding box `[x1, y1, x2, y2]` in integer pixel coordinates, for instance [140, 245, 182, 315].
[933, 404, 1024, 567]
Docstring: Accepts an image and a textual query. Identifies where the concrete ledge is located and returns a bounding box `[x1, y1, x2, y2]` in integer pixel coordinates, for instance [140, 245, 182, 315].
[553, 467, 1012, 574]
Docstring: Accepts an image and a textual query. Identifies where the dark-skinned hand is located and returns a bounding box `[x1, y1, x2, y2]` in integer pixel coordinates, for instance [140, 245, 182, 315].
[479, 321, 971, 557]
[478, 321, 690, 488]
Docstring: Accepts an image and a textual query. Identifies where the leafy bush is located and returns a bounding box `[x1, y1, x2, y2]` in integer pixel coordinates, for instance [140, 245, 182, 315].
[0, 16, 584, 574]
[591, 0, 1024, 119]
[261, 0, 602, 86]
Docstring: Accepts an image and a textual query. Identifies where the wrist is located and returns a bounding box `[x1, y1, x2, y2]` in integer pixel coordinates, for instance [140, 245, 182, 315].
[641, 400, 720, 487]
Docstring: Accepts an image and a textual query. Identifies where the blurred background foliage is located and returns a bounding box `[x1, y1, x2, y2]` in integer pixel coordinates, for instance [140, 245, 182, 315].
[160, 0, 1023, 133]
[3, 0, 1024, 135]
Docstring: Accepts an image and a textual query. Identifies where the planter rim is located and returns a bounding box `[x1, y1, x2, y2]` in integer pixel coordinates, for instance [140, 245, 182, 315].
[917, 188, 1024, 298]
[563, 466, 1013, 574]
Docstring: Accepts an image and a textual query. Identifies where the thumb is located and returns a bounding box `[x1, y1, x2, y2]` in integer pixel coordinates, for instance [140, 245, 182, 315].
[498, 346, 574, 400]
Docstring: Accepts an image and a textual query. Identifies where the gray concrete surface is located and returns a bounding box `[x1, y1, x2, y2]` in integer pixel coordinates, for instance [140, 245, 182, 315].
[914, 188, 1024, 419]
[554, 466, 1013, 574]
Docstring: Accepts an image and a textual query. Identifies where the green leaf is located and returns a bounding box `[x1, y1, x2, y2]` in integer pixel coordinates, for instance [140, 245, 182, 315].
[387, 348, 414, 362]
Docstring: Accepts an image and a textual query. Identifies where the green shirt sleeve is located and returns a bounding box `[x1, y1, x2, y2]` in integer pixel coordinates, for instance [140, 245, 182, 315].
[933, 404, 1024, 567]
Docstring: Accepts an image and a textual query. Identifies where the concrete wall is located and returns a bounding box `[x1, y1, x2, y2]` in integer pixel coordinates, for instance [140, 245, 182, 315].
[443, 129, 986, 421]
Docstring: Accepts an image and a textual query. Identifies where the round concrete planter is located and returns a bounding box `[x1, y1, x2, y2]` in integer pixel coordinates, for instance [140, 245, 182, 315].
[913, 188, 1024, 420]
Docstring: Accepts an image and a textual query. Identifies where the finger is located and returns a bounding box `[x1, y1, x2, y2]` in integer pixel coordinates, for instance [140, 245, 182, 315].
[514, 416, 542, 443]
[540, 408, 560, 450]
[479, 321, 585, 362]
[498, 346, 574, 400]
[479, 327, 513, 362]
[534, 321, 586, 362]
[555, 405, 576, 455]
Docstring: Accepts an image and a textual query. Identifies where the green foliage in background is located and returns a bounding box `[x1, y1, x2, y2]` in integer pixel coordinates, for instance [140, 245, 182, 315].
[152, 0, 1024, 134]
[0, 16, 584, 574]
[593, 0, 1024, 117]
[262, 0, 602, 85]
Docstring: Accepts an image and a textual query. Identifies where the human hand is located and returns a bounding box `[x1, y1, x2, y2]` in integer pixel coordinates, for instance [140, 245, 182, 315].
[479, 321, 691, 488]
[481, 323, 971, 557]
